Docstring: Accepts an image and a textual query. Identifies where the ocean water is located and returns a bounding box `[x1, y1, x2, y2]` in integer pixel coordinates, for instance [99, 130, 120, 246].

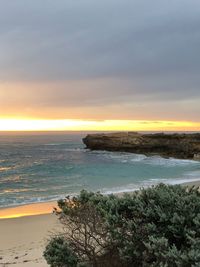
[0, 132, 200, 208]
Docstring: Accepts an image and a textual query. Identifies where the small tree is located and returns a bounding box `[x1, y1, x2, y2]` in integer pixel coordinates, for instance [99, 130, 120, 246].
[44, 184, 200, 267]
[56, 194, 114, 267]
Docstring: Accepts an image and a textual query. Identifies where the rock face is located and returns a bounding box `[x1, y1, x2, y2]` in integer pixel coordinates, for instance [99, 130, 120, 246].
[83, 132, 200, 159]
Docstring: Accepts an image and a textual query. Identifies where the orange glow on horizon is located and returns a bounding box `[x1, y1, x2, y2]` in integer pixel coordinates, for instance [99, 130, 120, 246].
[0, 118, 199, 131]
[0, 119, 200, 131]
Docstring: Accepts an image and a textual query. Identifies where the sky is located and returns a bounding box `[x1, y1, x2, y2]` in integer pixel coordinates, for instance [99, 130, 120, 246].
[0, 0, 200, 131]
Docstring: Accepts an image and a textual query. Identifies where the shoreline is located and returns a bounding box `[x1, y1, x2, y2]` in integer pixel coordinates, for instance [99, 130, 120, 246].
[1, 179, 200, 220]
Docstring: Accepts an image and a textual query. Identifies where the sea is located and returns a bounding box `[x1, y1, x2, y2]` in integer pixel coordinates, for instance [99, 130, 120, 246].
[0, 132, 200, 208]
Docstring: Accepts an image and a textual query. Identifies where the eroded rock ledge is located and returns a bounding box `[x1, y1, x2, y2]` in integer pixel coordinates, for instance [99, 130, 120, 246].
[83, 132, 200, 160]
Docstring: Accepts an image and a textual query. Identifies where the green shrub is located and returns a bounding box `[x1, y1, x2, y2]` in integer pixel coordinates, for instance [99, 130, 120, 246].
[44, 184, 200, 267]
[44, 237, 78, 267]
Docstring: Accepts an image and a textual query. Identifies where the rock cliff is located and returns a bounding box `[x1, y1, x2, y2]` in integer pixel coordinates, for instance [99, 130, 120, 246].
[83, 132, 200, 159]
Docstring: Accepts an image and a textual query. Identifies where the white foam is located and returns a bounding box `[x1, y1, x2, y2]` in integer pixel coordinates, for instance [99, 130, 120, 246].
[100, 171, 200, 196]
[64, 148, 87, 152]
[0, 192, 78, 209]
[93, 150, 199, 167]
[143, 156, 199, 167]
[44, 142, 69, 146]
[167, 177, 200, 185]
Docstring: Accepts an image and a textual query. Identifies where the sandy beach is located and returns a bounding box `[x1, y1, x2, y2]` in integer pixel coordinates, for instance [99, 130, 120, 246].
[0, 203, 59, 267]
[0, 180, 200, 267]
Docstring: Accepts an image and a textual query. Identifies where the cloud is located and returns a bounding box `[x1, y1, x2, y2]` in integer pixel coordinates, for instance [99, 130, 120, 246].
[0, 0, 200, 121]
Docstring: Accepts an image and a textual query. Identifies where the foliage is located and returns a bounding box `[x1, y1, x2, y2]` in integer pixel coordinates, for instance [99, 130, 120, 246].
[44, 184, 200, 267]
[44, 237, 78, 267]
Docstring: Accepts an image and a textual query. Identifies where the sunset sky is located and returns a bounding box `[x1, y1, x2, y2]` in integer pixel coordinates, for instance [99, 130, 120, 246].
[0, 0, 200, 131]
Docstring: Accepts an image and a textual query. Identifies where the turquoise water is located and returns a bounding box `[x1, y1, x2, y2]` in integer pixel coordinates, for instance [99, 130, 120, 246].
[0, 132, 200, 208]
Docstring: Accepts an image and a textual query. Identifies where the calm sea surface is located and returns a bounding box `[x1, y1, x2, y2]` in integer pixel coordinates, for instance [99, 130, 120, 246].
[0, 132, 200, 208]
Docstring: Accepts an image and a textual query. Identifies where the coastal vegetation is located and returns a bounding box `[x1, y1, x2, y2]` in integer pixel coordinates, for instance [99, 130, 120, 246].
[44, 184, 200, 267]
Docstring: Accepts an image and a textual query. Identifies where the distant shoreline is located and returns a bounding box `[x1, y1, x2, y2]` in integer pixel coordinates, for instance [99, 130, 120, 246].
[83, 132, 200, 160]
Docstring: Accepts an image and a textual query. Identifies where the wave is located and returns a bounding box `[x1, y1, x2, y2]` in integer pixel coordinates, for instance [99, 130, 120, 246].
[64, 148, 87, 152]
[142, 156, 199, 167]
[101, 175, 200, 195]
[1, 174, 200, 208]
[44, 142, 69, 146]
[91, 150, 199, 167]
[0, 192, 78, 209]
[0, 175, 22, 184]
[0, 166, 12, 172]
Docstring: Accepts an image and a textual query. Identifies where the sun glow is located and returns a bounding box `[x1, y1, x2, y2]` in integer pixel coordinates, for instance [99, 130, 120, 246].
[0, 118, 199, 131]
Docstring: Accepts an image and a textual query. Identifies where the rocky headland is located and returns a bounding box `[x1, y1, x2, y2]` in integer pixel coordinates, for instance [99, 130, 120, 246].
[83, 132, 200, 160]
